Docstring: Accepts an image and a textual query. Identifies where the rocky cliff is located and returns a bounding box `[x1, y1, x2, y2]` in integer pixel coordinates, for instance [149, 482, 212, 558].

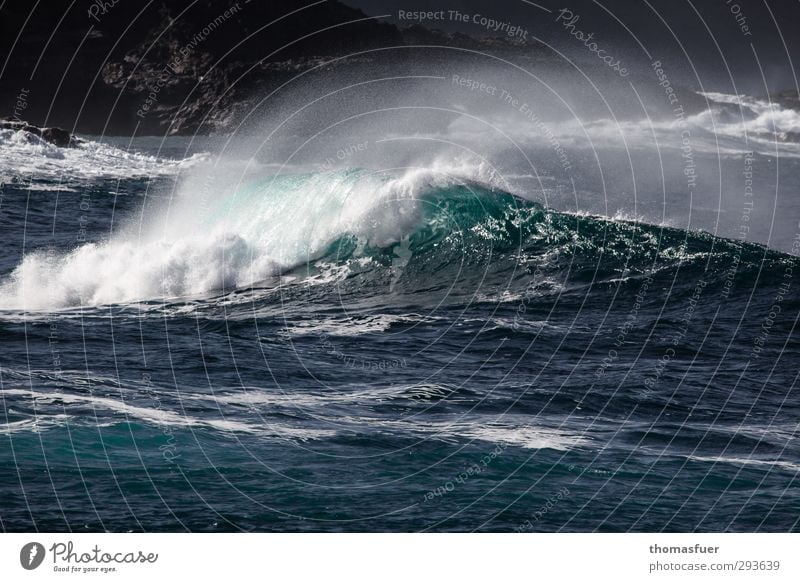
[0, 0, 537, 136]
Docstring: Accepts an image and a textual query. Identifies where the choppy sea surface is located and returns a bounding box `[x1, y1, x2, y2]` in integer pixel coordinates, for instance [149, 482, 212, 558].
[1, 93, 799, 531]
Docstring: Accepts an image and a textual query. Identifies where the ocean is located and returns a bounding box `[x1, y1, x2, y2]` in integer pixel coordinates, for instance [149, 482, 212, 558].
[1, 92, 799, 532]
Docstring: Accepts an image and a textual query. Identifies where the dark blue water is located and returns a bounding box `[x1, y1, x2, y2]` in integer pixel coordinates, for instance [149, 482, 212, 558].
[1, 135, 799, 532]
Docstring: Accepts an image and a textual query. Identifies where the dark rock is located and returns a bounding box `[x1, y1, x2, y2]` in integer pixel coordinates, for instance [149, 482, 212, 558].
[0, 1, 407, 136]
[0, 0, 547, 136]
[39, 126, 76, 147]
[0, 118, 81, 147]
[770, 90, 800, 112]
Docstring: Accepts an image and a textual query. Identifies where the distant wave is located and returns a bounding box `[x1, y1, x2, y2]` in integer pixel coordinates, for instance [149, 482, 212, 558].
[0, 127, 204, 186]
[698, 92, 800, 140]
[445, 91, 800, 157]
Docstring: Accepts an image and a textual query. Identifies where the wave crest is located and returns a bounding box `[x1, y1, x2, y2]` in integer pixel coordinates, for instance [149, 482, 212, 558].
[0, 160, 782, 310]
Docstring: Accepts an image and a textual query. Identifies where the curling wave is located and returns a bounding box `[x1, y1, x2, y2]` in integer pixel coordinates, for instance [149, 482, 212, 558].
[0, 161, 787, 310]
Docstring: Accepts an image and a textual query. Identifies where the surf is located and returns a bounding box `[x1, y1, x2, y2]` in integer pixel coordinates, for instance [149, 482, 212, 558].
[0, 157, 787, 311]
